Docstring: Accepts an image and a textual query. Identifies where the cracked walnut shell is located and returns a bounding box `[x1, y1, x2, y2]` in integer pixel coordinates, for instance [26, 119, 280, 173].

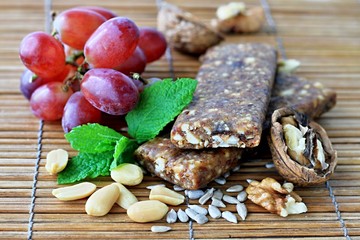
[269, 108, 337, 186]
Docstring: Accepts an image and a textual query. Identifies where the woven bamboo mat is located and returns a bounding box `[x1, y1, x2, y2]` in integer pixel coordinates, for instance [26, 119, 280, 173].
[0, 0, 359, 239]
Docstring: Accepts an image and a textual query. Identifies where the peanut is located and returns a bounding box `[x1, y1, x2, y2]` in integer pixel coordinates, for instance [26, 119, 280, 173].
[85, 183, 120, 216]
[149, 186, 185, 206]
[127, 200, 168, 223]
[45, 149, 68, 175]
[110, 163, 143, 186]
[113, 183, 138, 209]
[52, 182, 96, 201]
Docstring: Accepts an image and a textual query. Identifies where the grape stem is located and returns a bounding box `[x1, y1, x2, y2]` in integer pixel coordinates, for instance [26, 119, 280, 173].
[131, 73, 147, 84]
[66, 51, 85, 67]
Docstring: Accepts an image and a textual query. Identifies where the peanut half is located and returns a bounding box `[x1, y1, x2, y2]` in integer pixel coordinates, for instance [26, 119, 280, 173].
[45, 149, 68, 175]
[127, 200, 169, 223]
[149, 186, 185, 206]
[113, 183, 138, 209]
[111, 163, 143, 186]
[52, 182, 96, 201]
[85, 183, 120, 216]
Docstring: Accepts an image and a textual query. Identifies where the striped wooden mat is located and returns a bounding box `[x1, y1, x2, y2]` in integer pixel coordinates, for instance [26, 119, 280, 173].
[0, 0, 359, 239]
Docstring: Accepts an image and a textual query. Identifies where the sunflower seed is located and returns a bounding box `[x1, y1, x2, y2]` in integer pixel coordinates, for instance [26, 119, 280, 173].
[189, 205, 208, 215]
[223, 195, 240, 205]
[222, 211, 238, 223]
[236, 203, 247, 220]
[236, 191, 247, 202]
[211, 197, 226, 208]
[173, 185, 185, 191]
[151, 226, 172, 233]
[232, 165, 241, 172]
[223, 171, 231, 179]
[185, 189, 205, 200]
[146, 184, 165, 190]
[214, 177, 226, 185]
[226, 185, 244, 193]
[199, 188, 215, 205]
[185, 208, 198, 220]
[166, 209, 177, 223]
[282, 182, 294, 193]
[213, 189, 223, 200]
[246, 179, 254, 184]
[194, 214, 208, 224]
[177, 209, 189, 222]
[265, 162, 275, 169]
[208, 205, 221, 219]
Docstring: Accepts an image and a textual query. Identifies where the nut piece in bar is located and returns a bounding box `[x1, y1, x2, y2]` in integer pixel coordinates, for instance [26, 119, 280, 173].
[135, 137, 242, 190]
[171, 43, 277, 149]
[268, 108, 337, 186]
[246, 177, 307, 217]
[157, 2, 223, 56]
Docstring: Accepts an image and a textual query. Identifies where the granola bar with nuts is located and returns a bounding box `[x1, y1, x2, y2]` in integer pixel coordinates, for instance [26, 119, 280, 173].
[135, 137, 242, 190]
[171, 43, 277, 149]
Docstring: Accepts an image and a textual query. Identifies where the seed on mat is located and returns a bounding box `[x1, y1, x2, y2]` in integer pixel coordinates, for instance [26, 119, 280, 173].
[110, 163, 143, 186]
[127, 200, 169, 223]
[185, 208, 198, 220]
[282, 182, 294, 193]
[45, 149, 68, 175]
[173, 185, 185, 191]
[265, 162, 275, 169]
[236, 191, 247, 202]
[211, 197, 226, 208]
[223, 171, 231, 179]
[85, 183, 120, 217]
[177, 209, 189, 223]
[232, 165, 241, 172]
[236, 203, 247, 220]
[185, 189, 205, 199]
[213, 189, 223, 200]
[194, 214, 209, 224]
[146, 184, 166, 190]
[223, 195, 240, 205]
[208, 205, 221, 219]
[114, 183, 138, 210]
[246, 179, 254, 184]
[222, 211, 238, 223]
[199, 188, 215, 205]
[226, 185, 244, 193]
[52, 182, 96, 201]
[151, 226, 172, 233]
[166, 209, 177, 223]
[214, 177, 226, 185]
[189, 205, 208, 215]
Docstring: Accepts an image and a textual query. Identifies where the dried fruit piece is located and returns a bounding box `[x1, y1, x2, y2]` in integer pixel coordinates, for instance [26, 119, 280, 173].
[149, 186, 185, 206]
[111, 163, 143, 186]
[45, 149, 69, 175]
[52, 182, 96, 201]
[269, 108, 337, 186]
[85, 183, 120, 216]
[246, 177, 307, 217]
[157, 2, 223, 55]
[127, 200, 169, 223]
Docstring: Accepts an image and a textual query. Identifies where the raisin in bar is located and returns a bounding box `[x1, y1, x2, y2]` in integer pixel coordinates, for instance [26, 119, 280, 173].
[171, 43, 277, 149]
[135, 137, 242, 190]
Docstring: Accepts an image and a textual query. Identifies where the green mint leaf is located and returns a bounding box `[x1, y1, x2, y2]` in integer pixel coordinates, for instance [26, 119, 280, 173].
[110, 137, 139, 170]
[65, 123, 123, 153]
[57, 151, 113, 184]
[126, 78, 197, 143]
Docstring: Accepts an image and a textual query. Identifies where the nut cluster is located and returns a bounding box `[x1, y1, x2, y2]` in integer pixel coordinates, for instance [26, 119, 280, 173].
[268, 108, 337, 186]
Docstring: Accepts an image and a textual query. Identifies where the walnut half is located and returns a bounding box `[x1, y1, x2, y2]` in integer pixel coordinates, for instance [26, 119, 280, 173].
[268, 108, 337, 186]
[246, 177, 307, 217]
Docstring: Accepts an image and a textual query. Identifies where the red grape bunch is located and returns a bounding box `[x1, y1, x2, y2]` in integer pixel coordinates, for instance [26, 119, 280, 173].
[18, 6, 167, 133]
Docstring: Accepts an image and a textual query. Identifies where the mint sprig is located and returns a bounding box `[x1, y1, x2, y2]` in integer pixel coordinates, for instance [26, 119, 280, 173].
[59, 78, 197, 184]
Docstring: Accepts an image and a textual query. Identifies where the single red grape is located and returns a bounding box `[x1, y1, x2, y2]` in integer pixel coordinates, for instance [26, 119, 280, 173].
[19, 31, 66, 78]
[62, 91, 102, 133]
[113, 47, 146, 75]
[30, 82, 73, 121]
[138, 27, 167, 63]
[84, 17, 139, 69]
[81, 68, 139, 115]
[54, 9, 106, 50]
[76, 6, 117, 20]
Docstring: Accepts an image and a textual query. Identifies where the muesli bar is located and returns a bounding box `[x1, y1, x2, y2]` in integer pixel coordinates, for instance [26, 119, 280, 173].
[171, 43, 277, 149]
[135, 137, 242, 190]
